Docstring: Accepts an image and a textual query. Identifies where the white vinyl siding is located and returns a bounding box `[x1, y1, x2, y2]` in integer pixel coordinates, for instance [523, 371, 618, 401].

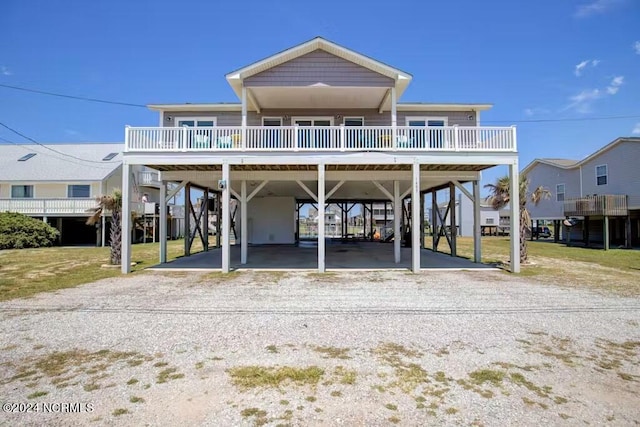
[556, 184, 565, 202]
[596, 164, 607, 186]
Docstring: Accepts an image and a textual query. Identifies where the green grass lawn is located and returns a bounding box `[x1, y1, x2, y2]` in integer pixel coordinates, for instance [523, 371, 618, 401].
[0, 239, 204, 301]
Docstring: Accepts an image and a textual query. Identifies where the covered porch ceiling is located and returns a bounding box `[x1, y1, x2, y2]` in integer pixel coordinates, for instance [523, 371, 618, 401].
[247, 86, 390, 110]
[149, 163, 491, 198]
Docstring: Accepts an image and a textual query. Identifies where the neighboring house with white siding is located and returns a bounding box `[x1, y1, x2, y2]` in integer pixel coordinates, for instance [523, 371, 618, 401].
[523, 137, 640, 248]
[0, 143, 160, 246]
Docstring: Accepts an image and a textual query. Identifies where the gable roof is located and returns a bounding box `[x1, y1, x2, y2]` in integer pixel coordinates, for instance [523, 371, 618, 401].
[522, 137, 640, 175]
[225, 37, 413, 101]
[0, 143, 123, 182]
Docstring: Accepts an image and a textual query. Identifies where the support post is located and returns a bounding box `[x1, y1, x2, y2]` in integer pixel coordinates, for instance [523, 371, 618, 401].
[473, 180, 481, 263]
[432, 191, 437, 251]
[184, 183, 191, 256]
[384, 201, 388, 237]
[216, 193, 221, 249]
[101, 215, 106, 248]
[420, 192, 425, 249]
[241, 180, 248, 264]
[241, 87, 247, 150]
[604, 216, 610, 251]
[159, 181, 167, 263]
[391, 87, 397, 150]
[393, 180, 401, 263]
[317, 165, 326, 272]
[121, 162, 132, 273]
[449, 183, 457, 257]
[222, 162, 231, 273]
[203, 188, 209, 251]
[509, 161, 520, 273]
[625, 198, 632, 249]
[412, 163, 420, 272]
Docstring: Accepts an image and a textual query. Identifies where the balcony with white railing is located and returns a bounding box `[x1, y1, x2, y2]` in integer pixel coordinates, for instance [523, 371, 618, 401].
[125, 125, 517, 153]
[138, 170, 161, 187]
[0, 198, 97, 215]
[0, 198, 146, 216]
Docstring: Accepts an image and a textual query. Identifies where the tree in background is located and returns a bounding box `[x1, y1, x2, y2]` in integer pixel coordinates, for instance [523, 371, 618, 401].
[484, 175, 550, 263]
[87, 190, 122, 265]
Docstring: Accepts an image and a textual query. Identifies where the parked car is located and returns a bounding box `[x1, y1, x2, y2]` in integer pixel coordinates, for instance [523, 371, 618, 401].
[532, 226, 551, 239]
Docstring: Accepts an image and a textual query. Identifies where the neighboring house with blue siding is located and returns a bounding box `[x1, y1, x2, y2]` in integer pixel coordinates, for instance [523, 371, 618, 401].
[523, 137, 640, 248]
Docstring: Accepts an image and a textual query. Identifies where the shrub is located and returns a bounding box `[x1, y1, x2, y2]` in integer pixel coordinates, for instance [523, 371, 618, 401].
[0, 212, 60, 249]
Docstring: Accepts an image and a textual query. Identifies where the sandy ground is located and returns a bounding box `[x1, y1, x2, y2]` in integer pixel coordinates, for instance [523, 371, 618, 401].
[0, 270, 639, 426]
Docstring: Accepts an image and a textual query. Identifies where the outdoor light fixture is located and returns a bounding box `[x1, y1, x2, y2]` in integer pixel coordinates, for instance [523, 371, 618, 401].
[218, 180, 227, 190]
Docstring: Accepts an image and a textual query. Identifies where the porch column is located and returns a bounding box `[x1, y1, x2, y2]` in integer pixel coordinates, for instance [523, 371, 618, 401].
[603, 215, 610, 251]
[203, 188, 209, 251]
[184, 183, 191, 256]
[432, 191, 437, 251]
[391, 87, 397, 150]
[241, 180, 248, 264]
[101, 215, 106, 248]
[449, 183, 457, 257]
[121, 162, 132, 274]
[216, 193, 221, 249]
[393, 180, 401, 263]
[420, 192, 425, 249]
[411, 163, 420, 272]
[159, 180, 167, 263]
[221, 162, 231, 273]
[625, 198, 632, 249]
[241, 87, 247, 149]
[473, 180, 481, 263]
[318, 164, 326, 272]
[509, 161, 520, 273]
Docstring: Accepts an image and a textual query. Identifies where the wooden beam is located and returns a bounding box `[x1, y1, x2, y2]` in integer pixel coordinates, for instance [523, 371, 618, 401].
[401, 187, 412, 200]
[325, 180, 345, 200]
[247, 180, 268, 202]
[230, 188, 240, 200]
[452, 180, 474, 202]
[166, 180, 187, 203]
[372, 181, 394, 201]
[296, 180, 318, 202]
[378, 88, 391, 114]
[246, 89, 261, 114]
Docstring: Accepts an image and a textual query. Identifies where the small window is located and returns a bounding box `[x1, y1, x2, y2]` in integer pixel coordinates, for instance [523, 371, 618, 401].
[556, 184, 565, 202]
[486, 218, 495, 225]
[11, 185, 34, 198]
[262, 117, 282, 126]
[102, 152, 118, 161]
[18, 153, 36, 162]
[596, 165, 607, 186]
[67, 185, 91, 198]
[177, 117, 216, 127]
[344, 117, 364, 127]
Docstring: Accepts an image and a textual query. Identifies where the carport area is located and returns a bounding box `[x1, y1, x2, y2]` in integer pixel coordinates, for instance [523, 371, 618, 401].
[148, 241, 497, 271]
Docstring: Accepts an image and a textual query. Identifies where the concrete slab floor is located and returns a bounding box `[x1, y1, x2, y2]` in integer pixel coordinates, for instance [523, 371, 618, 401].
[148, 241, 497, 271]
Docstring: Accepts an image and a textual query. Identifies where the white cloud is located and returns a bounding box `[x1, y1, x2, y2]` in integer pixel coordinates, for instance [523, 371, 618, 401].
[632, 122, 640, 135]
[0, 66, 11, 76]
[634, 41, 640, 55]
[575, 0, 624, 18]
[524, 107, 550, 117]
[606, 75, 624, 94]
[564, 89, 601, 113]
[574, 59, 599, 76]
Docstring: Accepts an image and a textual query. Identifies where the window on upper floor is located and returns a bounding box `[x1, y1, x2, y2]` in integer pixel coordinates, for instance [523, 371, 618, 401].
[67, 185, 91, 198]
[344, 117, 364, 127]
[262, 117, 282, 127]
[11, 185, 34, 198]
[556, 184, 565, 202]
[596, 165, 607, 186]
[176, 117, 216, 127]
[486, 218, 495, 224]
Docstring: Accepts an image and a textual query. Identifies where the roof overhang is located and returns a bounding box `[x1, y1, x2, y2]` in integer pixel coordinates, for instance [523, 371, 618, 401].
[148, 103, 241, 112]
[225, 37, 412, 103]
[397, 103, 492, 112]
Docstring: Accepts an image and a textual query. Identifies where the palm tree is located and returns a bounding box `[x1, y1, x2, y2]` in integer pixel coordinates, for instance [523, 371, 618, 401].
[87, 190, 122, 265]
[484, 175, 550, 263]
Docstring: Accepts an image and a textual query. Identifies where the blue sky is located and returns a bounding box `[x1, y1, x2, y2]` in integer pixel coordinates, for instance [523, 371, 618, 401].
[1, 0, 639, 194]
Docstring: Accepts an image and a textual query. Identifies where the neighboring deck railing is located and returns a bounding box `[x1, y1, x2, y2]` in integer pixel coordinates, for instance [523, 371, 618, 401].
[138, 170, 161, 187]
[564, 195, 628, 217]
[0, 198, 96, 215]
[125, 125, 517, 153]
[0, 198, 145, 216]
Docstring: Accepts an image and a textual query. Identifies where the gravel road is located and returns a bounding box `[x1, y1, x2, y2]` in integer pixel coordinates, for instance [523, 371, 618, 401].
[1, 270, 639, 426]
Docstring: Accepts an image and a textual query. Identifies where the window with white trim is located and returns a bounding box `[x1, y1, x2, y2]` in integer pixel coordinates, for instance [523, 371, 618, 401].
[596, 165, 607, 186]
[67, 184, 91, 198]
[11, 185, 34, 198]
[486, 218, 495, 225]
[176, 117, 216, 127]
[262, 117, 282, 126]
[556, 184, 565, 202]
[343, 117, 364, 126]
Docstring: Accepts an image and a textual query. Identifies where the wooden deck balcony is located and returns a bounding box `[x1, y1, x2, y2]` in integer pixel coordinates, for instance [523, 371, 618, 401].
[125, 125, 517, 153]
[0, 198, 145, 216]
[563, 195, 628, 217]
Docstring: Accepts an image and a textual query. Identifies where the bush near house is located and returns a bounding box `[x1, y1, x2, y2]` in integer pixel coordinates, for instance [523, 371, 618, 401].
[0, 212, 60, 249]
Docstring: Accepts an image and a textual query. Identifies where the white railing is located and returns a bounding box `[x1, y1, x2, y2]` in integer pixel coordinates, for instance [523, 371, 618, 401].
[138, 170, 160, 186]
[126, 125, 516, 153]
[0, 198, 146, 216]
[0, 198, 97, 215]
